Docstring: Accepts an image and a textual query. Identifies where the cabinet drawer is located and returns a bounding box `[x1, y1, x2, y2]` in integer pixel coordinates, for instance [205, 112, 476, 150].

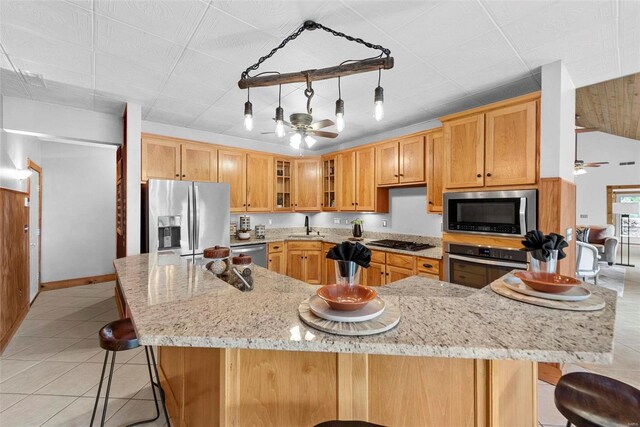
[416, 257, 440, 275]
[370, 250, 386, 264]
[386, 253, 415, 270]
[268, 242, 284, 253]
[287, 241, 322, 251]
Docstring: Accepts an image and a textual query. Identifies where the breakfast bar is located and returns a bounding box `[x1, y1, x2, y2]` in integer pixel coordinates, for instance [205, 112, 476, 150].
[114, 252, 617, 427]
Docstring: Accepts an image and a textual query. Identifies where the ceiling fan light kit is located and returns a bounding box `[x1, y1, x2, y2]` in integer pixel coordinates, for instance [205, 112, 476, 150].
[238, 20, 394, 150]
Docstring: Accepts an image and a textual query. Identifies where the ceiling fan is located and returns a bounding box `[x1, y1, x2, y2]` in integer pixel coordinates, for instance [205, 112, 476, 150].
[262, 113, 338, 149]
[574, 127, 609, 175]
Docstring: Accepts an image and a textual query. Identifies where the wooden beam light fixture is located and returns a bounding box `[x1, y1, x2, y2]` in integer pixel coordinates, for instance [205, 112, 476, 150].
[238, 20, 394, 142]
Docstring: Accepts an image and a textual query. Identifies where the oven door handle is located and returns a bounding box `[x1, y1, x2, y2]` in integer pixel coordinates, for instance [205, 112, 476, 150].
[447, 254, 528, 269]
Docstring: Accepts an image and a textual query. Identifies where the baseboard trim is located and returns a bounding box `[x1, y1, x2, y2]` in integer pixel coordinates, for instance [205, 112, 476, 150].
[40, 273, 116, 291]
[0, 304, 29, 355]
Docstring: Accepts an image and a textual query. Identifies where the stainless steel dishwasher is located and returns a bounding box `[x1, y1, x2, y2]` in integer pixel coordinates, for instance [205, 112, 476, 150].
[230, 243, 267, 268]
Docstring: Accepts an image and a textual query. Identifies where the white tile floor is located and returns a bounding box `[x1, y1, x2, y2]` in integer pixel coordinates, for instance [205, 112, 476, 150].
[0, 281, 167, 427]
[1, 269, 638, 427]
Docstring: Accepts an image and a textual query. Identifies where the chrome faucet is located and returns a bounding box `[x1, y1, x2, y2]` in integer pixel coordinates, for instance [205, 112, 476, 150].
[305, 215, 310, 235]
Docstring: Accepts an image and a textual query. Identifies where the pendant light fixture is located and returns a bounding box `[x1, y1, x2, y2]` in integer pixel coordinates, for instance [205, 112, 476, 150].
[374, 69, 384, 122]
[274, 84, 285, 138]
[335, 76, 345, 132]
[244, 88, 253, 131]
[289, 132, 302, 149]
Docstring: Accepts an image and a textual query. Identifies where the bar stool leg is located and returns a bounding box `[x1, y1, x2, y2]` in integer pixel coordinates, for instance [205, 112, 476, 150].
[126, 346, 171, 427]
[101, 351, 117, 426]
[149, 347, 172, 426]
[90, 350, 110, 427]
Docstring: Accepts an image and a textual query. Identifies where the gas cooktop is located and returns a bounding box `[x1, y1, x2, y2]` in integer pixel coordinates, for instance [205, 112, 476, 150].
[367, 239, 435, 252]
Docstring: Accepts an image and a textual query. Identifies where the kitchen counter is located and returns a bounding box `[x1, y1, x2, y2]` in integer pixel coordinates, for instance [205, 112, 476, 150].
[230, 234, 444, 259]
[114, 252, 616, 364]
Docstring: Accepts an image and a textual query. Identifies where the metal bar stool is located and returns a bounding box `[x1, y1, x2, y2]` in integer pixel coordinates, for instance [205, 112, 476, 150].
[554, 372, 640, 427]
[90, 318, 171, 427]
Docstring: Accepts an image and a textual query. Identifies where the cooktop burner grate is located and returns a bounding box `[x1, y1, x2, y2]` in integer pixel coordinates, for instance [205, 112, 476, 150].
[367, 239, 435, 252]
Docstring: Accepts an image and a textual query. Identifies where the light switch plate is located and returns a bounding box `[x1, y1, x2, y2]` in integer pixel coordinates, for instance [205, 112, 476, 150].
[333, 218, 341, 224]
[382, 219, 388, 227]
[566, 227, 573, 242]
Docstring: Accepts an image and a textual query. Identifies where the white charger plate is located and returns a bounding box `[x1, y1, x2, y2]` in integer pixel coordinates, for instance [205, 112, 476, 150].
[503, 275, 591, 302]
[308, 295, 385, 323]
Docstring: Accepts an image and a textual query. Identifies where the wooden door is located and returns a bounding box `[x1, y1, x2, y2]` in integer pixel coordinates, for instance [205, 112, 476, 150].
[305, 250, 323, 285]
[246, 153, 273, 212]
[376, 141, 399, 185]
[321, 156, 338, 211]
[323, 243, 335, 285]
[363, 262, 386, 287]
[287, 250, 305, 281]
[443, 114, 485, 189]
[485, 101, 537, 186]
[294, 159, 321, 211]
[218, 150, 246, 212]
[338, 152, 356, 211]
[426, 131, 444, 213]
[399, 135, 425, 183]
[356, 147, 376, 211]
[181, 143, 217, 182]
[386, 265, 414, 284]
[142, 136, 180, 181]
[268, 252, 285, 275]
[274, 159, 293, 211]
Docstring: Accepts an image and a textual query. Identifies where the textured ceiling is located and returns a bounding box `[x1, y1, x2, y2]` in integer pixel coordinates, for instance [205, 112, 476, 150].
[1, 0, 639, 150]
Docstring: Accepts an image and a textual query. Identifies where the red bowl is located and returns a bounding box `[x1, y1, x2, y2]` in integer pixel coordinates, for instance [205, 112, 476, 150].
[316, 285, 377, 311]
[514, 271, 582, 294]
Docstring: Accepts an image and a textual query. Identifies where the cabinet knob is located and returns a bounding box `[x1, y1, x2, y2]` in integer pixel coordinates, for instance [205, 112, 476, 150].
[476, 174, 482, 178]
[351, 202, 355, 205]
[423, 263, 433, 269]
[182, 174, 186, 178]
[175, 174, 179, 177]
[394, 174, 398, 177]
[247, 204, 251, 207]
[428, 201, 433, 205]
[486, 173, 492, 177]
[399, 174, 404, 177]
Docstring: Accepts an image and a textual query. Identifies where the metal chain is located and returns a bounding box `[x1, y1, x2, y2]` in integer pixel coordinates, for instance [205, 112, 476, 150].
[240, 21, 391, 80]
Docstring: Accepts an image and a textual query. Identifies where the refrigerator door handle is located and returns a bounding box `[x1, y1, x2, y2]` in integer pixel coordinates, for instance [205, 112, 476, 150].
[187, 185, 193, 250]
[194, 184, 200, 250]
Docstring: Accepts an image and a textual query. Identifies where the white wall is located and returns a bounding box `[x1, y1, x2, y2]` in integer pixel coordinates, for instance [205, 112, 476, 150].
[126, 104, 141, 255]
[0, 130, 41, 192]
[576, 131, 640, 227]
[40, 141, 116, 282]
[540, 61, 576, 181]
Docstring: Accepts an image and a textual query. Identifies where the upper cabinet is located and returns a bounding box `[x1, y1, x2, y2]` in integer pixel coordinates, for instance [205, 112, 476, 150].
[356, 147, 377, 211]
[274, 158, 293, 211]
[218, 150, 246, 212]
[426, 130, 444, 213]
[322, 155, 338, 211]
[142, 134, 217, 183]
[337, 151, 356, 211]
[442, 94, 539, 191]
[246, 153, 273, 212]
[376, 135, 425, 186]
[293, 158, 321, 211]
[339, 147, 387, 212]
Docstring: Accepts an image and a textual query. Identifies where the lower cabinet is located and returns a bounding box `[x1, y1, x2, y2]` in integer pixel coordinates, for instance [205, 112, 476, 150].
[363, 261, 386, 286]
[267, 242, 285, 275]
[286, 241, 322, 284]
[322, 243, 335, 285]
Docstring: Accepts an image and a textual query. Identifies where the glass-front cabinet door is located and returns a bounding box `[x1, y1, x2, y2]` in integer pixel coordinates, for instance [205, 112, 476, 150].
[275, 159, 293, 211]
[322, 156, 337, 211]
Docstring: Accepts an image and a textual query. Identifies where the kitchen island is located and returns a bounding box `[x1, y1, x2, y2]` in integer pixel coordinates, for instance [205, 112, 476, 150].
[114, 252, 617, 427]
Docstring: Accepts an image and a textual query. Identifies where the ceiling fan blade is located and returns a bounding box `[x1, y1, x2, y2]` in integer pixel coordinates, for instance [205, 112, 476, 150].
[308, 130, 338, 139]
[310, 119, 334, 130]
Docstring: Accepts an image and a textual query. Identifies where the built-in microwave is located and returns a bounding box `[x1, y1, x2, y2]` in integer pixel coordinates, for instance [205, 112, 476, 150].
[443, 190, 537, 237]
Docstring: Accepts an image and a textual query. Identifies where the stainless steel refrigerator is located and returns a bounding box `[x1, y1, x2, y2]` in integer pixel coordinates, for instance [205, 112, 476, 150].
[145, 179, 230, 257]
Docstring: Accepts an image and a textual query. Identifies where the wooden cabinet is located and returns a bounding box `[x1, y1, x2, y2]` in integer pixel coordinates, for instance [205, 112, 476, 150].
[267, 242, 285, 275]
[442, 94, 539, 191]
[286, 241, 322, 284]
[275, 159, 293, 211]
[339, 147, 384, 212]
[386, 265, 414, 283]
[246, 153, 273, 212]
[444, 114, 485, 189]
[181, 144, 217, 182]
[363, 262, 386, 286]
[321, 156, 337, 211]
[484, 101, 537, 187]
[426, 130, 444, 213]
[322, 243, 335, 285]
[376, 136, 425, 186]
[218, 150, 246, 212]
[142, 135, 181, 181]
[293, 159, 321, 211]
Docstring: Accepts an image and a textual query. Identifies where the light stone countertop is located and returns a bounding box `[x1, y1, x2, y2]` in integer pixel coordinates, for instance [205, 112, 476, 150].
[114, 252, 617, 364]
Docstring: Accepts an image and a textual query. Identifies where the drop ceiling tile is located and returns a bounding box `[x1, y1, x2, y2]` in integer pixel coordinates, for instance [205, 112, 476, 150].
[94, 53, 166, 95]
[28, 80, 95, 110]
[451, 57, 531, 94]
[621, 41, 640, 78]
[1, 0, 92, 47]
[481, 0, 553, 27]
[1, 24, 93, 75]
[213, 84, 299, 115]
[189, 9, 280, 66]
[171, 49, 237, 92]
[564, 49, 620, 88]
[95, 16, 183, 72]
[151, 96, 210, 118]
[62, 0, 92, 11]
[344, 1, 442, 33]
[429, 95, 483, 118]
[146, 108, 195, 128]
[95, 0, 208, 45]
[8, 57, 93, 89]
[472, 76, 540, 106]
[160, 74, 227, 106]
[393, 1, 497, 59]
[500, 1, 617, 54]
[189, 104, 240, 131]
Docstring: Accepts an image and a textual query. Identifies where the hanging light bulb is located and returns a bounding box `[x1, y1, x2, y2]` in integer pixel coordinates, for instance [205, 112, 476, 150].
[374, 69, 384, 122]
[335, 76, 345, 132]
[244, 89, 253, 131]
[275, 106, 285, 138]
[305, 134, 317, 148]
[289, 132, 301, 149]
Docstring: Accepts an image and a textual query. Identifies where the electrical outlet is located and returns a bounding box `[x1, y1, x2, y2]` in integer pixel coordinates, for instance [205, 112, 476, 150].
[382, 219, 388, 227]
[566, 227, 573, 242]
[333, 218, 341, 224]
[344, 219, 349, 225]
[579, 214, 588, 219]
[268, 219, 273, 225]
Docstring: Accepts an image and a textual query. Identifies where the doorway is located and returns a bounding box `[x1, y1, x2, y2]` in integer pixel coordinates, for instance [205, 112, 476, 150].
[27, 159, 42, 303]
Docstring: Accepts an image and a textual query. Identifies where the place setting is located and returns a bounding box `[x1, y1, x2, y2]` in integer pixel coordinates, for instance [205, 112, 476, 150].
[298, 242, 401, 336]
[491, 231, 606, 311]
